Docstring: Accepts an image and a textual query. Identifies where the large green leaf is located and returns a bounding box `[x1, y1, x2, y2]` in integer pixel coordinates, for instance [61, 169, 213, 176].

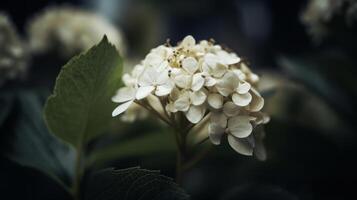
[84, 167, 190, 200]
[1, 89, 75, 188]
[44, 36, 123, 148]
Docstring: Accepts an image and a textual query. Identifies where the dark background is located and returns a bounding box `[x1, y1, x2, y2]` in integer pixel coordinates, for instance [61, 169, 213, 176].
[1, 0, 357, 200]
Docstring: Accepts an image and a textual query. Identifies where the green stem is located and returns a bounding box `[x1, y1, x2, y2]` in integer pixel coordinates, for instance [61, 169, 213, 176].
[72, 142, 84, 200]
[174, 127, 185, 184]
[183, 145, 212, 171]
[175, 149, 184, 184]
[175, 131, 211, 184]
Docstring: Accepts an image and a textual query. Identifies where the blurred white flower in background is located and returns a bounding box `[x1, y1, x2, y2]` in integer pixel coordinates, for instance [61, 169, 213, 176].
[301, 0, 357, 41]
[0, 13, 29, 85]
[112, 35, 269, 156]
[27, 6, 126, 57]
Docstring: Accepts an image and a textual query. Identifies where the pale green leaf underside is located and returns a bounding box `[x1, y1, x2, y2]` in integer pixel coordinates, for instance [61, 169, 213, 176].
[44, 36, 123, 148]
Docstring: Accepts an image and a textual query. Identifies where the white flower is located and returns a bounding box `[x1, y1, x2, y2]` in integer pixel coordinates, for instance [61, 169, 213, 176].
[179, 35, 196, 50]
[215, 50, 241, 65]
[207, 91, 267, 155]
[0, 13, 28, 85]
[143, 45, 172, 71]
[173, 56, 205, 91]
[208, 101, 264, 155]
[111, 87, 136, 116]
[174, 89, 207, 123]
[122, 64, 145, 87]
[215, 71, 253, 107]
[111, 35, 269, 157]
[27, 6, 126, 57]
[208, 102, 251, 142]
[201, 53, 227, 86]
[136, 67, 174, 99]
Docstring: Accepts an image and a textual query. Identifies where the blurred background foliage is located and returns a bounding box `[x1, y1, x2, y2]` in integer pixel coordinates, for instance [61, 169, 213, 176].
[1, 0, 357, 199]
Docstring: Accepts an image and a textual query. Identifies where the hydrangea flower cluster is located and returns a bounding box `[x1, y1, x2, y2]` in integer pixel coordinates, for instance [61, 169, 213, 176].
[0, 13, 28, 86]
[27, 6, 126, 57]
[112, 35, 269, 156]
[301, 0, 357, 41]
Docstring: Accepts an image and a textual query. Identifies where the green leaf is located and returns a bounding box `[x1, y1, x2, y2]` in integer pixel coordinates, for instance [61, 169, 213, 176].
[0, 156, 73, 200]
[277, 54, 357, 125]
[44, 36, 123, 148]
[88, 131, 176, 166]
[1, 89, 75, 188]
[0, 92, 14, 126]
[84, 167, 190, 200]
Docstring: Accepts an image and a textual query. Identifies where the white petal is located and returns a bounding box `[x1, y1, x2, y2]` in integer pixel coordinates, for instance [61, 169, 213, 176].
[174, 94, 190, 111]
[204, 76, 217, 87]
[232, 93, 252, 106]
[158, 60, 169, 71]
[181, 35, 196, 48]
[204, 53, 217, 67]
[253, 128, 266, 160]
[208, 123, 225, 145]
[228, 116, 253, 138]
[122, 73, 135, 87]
[146, 94, 164, 114]
[251, 112, 270, 125]
[249, 73, 260, 83]
[212, 63, 227, 78]
[169, 87, 181, 100]
[155, 82, 173, 96]
[248, 88, 264, 112]
[132, 64, 145, 78]
[190, 90, 207, 106]
[182, 57, 198, 74]
[254, 140, 267, 161]
[144, 53, 163, 67]
[215, 72, 239, 96]
[191, 74, 205, 91]
[112, 100, 134, 117]
[202, 62, 213, 75]
[138, 68, 158, 86]
[156, 70, 170, 85]
[174, 74, 191, 89]
[232, 69, 246, 80]
[227, 135, 254, 156]
[210, 112, 227, 128]
[216, 51, 241, 65]
[170, 67, 181, 76]
[236, 82, 251, 94]
[112, 87, 136, 103]
[185, 105, 205, 124]
[207, 93, 223, 109]
[223, 101, 240, 117]
[136, 86, 155, 100]
[166, 103, 177, 113]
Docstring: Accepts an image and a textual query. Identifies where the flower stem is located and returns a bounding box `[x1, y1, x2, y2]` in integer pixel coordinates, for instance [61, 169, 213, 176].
[175, 149, 184, 184]
[72, 142, 84, 200]
[183, 145, 212, 171]
[174, 127, 186, 184]
[174, 131, 212, 184]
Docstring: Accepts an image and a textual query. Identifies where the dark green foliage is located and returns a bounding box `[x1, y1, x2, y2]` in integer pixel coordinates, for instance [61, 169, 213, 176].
[84, 167, 189, 200]
[0, 89, 75, 187]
